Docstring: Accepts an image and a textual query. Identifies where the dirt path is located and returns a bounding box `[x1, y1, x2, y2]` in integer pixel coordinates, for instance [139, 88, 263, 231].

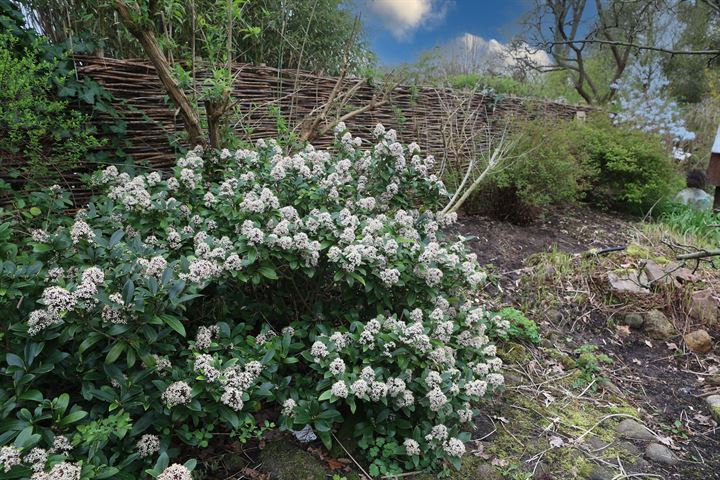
[455, 207, 635, 274]
[455, 207, 720, 479]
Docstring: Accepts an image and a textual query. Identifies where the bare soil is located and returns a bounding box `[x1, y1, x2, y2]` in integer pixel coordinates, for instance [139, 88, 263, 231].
[457, 206, 720, 479]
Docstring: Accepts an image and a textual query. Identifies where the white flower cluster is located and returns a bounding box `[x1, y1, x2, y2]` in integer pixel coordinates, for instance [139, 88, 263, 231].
[161, 381, 193, 408]
[31, 462, 81, 480]
[35, 125, 500, 469]
[136, 434, 160, 458]
[217, 361, 263, 412]
[195, 325, 219, 350]
[28, 267, 107, 335]
[157, 464, 192, 480]
[0, 446, 20, 472]
[70, 219, 94, 244]
[282, 398, 297, 416]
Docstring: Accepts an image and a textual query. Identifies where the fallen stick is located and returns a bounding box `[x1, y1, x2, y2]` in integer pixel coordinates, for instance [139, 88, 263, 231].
[677, 249, 720, 260]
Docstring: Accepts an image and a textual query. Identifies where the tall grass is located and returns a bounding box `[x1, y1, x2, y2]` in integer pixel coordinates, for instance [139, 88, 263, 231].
[657, 202, 720, 247]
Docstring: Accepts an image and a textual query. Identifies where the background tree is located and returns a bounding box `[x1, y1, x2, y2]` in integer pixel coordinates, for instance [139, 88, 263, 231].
[665, 1, 720, 103]
[520, 0, 662, 104]
[14, 0, 375, 148]
[17, 0, 373, 74]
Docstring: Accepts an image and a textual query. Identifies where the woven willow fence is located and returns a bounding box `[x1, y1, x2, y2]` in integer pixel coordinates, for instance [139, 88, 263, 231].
[11, 56, 594, 205]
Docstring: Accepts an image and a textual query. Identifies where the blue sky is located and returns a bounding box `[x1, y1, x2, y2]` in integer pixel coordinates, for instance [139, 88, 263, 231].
[357, 0, 530, 65]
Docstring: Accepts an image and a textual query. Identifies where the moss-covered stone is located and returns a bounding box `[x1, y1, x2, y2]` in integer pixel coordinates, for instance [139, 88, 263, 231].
[259, 439, 327, 480]
[497, 341, 531, 365]
[545, 347, 577, 369]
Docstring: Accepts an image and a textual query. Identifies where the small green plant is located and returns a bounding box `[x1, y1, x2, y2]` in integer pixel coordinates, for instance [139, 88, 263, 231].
[360, 437, 404, 477]
[573, 345, 613, 389]
[495, 307, 540, 344]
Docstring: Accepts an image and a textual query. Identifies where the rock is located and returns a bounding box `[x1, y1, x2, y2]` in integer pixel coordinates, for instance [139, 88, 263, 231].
[705, 395, 720, 423]
[673, 266, 700, 283]
[629, 458, 651, 471]
[622, 313, 644, 329]
[684, 329, 713, 354]
[291, 424, 317, 443]
[615, 419, 656, 441]
[588, 465, 615, 480]
[643, 260, 672, 287]
[584, 437, 610, 452]
[546, 308, 563, 323]
[689, 289, 718, 325]
[600, 379, 622, 396]
[645, 443, 679, 465]
[608, 271, 649, 294]
[616, 441, 640, 457]
[474, 463, 503, 480]
[260, 440, 327, 480]
[642, 310, 675, 340]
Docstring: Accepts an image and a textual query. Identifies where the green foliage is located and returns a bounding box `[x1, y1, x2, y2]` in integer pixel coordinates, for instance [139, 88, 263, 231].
[19, 0, 374, 75]
[0, 33, 103, 187]
[447, 74, 531, 97]
[657, 202, 720, 247]
[580, 116, 683, 212]
[461, 118, 589, 222]
[461, 115, 681, 220]
[494, 308, 540, 345]
[666, 1, 720, 104]
[0, 127, 503, 477]
[573, 345, 613, 389]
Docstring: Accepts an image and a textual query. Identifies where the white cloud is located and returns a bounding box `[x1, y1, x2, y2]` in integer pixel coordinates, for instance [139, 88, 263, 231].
[367, 0, 451, 41]
[441, 33, 551, 75]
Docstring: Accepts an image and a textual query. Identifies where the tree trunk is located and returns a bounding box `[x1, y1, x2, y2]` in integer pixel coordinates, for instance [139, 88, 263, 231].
[112, 0, 206, 147]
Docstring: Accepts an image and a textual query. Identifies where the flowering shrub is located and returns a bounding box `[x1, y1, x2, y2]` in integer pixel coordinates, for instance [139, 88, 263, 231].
[611, 58, 695, 143]
[0, 124, 505, 478]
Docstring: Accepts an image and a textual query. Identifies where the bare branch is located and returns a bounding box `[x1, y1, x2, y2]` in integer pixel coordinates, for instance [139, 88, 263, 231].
[542, 39, 720, 56]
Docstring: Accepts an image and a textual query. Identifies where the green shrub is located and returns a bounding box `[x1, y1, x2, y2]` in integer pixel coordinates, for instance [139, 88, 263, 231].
[459, 115, 682, 221]
[448, 74, 531, 96]
[0, 125, 506, 478]
[0, 33, 102, 188]
[494, 308, 540, 345]
[461, 118, 589, 222]
[580, 116, 683, 213]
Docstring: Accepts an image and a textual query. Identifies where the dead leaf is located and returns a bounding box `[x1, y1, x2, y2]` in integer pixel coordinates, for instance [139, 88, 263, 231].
[666, 342, 678, 351]
[693, 413, 716, 427]
[240, 467, 267, 480]
[644, 339, 653, 348]
[325, 458, 346, 471]
[491, 457, 509, 467]
[542, 392, 556, 406]
[616, 325, 631, 338]
[656, 434, 676, 449]
[549, 435, 565, 448]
